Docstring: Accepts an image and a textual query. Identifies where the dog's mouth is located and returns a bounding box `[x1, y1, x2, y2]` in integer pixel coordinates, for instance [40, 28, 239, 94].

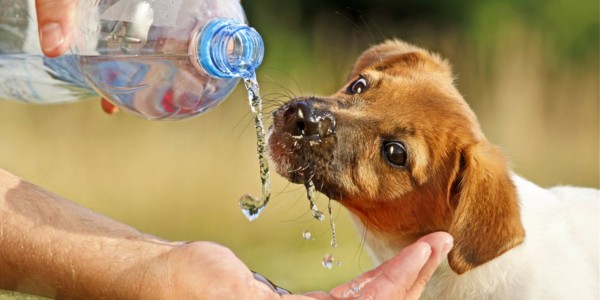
[267, 98, 345, 200]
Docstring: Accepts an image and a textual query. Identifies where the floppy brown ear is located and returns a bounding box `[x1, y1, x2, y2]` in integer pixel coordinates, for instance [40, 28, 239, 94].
[447, 142, 525, 274]
[350, 39, 452, 78]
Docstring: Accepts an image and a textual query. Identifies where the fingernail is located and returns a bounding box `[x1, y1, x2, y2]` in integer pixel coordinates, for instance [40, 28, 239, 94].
[420, 243, 432, 259]
[101, 98, 119, 115]
[442, 239, 454, 255]
[40, 22, 64, 52]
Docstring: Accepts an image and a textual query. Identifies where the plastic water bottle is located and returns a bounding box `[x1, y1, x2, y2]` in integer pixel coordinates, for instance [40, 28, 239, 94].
[0, 0, 264, 120]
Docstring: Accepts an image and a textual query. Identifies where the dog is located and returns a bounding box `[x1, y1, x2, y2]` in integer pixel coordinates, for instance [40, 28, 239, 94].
[266, 40, 599, 299]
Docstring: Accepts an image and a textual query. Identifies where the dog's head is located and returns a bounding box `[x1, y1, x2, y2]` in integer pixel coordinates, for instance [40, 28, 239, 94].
[267, 40, 525, 274]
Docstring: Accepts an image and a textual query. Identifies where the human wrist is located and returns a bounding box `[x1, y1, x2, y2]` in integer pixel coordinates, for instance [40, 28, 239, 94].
[94, 236, 177, 299]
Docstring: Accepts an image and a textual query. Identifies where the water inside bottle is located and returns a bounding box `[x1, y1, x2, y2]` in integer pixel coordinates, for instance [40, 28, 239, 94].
[238, 72, 271, 221]
[0, 53, 238, 120]
[80, 54, 238, 120]
[0, 54, 95, 103]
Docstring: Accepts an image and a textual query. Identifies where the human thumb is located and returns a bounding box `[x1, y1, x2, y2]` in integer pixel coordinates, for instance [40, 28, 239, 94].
[36, 0, 77, 57]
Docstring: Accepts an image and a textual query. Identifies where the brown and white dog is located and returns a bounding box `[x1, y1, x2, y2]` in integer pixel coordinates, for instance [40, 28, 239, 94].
[267, 40, 599, 299]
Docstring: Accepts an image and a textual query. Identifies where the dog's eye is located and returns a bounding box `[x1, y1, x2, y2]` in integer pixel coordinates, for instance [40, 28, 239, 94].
[382, 141, 408, 168]
[346, 77, 368, 94]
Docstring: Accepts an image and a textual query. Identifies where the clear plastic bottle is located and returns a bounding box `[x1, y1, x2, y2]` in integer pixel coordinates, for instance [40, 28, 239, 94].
[0, 0, 264, 120]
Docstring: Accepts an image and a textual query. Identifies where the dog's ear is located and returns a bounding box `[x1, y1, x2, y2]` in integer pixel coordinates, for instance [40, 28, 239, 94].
[447, 142, 525, 274]
[351, 39, 452, 78]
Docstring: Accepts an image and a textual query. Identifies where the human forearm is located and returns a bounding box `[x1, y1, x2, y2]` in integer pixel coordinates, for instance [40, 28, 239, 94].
[0, 168, 173, 298]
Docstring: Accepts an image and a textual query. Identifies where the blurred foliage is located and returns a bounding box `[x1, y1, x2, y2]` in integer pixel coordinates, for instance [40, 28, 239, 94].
[1, 0, 598, 297]
[245, 0, 599, 64]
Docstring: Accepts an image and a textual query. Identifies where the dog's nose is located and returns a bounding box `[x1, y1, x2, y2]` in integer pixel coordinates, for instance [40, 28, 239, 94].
[282, 100, 335, 139]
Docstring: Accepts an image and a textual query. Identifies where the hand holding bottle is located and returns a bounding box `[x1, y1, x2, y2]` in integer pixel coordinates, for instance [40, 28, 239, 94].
[35, 0, 121, 113]
[13, 0, 261, 119]
[36, 0, 76, 57]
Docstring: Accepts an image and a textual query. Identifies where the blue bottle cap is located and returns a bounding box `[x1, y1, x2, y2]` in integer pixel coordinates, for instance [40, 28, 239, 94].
[197, 18, 264, 79]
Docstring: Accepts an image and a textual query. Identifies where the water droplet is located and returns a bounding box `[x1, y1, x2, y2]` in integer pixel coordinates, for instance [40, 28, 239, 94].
[239, 194, 267, 221]
[343, 279, 361, 297]
[342, 277, 374, 298]
[302, 230, 312, 240]
[239, 74, 271, 221]
[313, 210, 325, 221]
[328, 198, 337, 248]
[305, 180, 324, 221]
[322, 253, 334, 269]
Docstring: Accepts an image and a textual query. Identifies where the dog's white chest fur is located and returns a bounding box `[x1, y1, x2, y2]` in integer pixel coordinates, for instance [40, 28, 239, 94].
[354, 175, 599, 299]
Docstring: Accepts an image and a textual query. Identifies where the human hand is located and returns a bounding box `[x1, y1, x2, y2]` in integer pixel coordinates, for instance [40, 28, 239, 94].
[306, 232, 453, 299]
[36, 0, 76, 58]
[36, 0, 119, 114]
[138, 232, 452, 299]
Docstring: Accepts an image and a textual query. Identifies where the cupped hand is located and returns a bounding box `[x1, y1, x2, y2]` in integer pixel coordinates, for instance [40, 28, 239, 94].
[307, 232, 453, 299]
[139, 232, 453, 299]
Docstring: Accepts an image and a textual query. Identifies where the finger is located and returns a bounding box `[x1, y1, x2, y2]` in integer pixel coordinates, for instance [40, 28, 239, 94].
[330, 232, 453, 299]
[101, 98, 119, 115]
[302, 291, 331, 299]
[367, 242, 433, 299]
[329, 241, 431, 299]
[36, 0, 77, 57]
[366, 232, 453, 299]
[405, 232, 453, 299]
[329, 243, 407, 296]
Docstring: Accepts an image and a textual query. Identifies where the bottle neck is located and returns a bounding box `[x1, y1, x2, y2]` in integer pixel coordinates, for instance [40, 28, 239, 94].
[195, 18, 264, 79]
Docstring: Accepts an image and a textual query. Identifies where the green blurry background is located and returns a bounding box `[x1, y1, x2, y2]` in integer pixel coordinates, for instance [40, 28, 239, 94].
[0, 0, 598, 296]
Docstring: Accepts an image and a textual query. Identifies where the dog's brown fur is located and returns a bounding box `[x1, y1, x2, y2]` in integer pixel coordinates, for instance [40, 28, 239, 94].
[267, 40, 525, 274]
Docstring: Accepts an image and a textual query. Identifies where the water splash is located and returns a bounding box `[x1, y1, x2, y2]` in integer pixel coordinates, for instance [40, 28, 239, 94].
[305, 180, 325, 221]
[341, 278, 375, 299]
[238, 73, 271, 221]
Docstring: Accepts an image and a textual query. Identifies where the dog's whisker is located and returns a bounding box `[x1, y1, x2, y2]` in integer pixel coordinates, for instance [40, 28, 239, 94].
[231, 110, 253, 136]
[346, 7, 387, 44]
[335, 9, 366, 38]
[261, 92, 292, 101]
[258, 78, 297, 100]
[262, 70, 301, 97]
[287, 163, 311, 174]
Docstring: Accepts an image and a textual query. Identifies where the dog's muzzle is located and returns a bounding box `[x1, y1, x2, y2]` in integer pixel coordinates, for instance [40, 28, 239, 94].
[269, 98, 343, 199]
[280, 98, 336, 141]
